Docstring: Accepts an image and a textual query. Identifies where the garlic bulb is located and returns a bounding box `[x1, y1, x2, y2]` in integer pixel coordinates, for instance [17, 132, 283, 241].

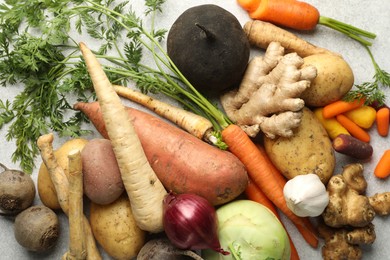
[283, 173, 329, 217]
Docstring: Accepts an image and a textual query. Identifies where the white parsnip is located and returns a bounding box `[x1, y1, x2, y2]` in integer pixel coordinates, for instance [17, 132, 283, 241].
[79, 42, 167, 233]
[114, 85, 213, 140]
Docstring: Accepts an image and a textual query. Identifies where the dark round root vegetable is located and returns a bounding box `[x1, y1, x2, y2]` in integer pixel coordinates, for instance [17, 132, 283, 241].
[14, 205, 59, 252]
[0, 163, 36, 215]
[167, 4, 250, 95]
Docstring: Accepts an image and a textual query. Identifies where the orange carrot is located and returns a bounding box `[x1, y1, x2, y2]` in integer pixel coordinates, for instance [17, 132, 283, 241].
[376, 107, 389, 137]
[374, 150, 390, 179]
[222, 124, 318, 248]
[336, 114, 370, 143]
[245, 178, 278, 215]
[249, 0, 319, 31]
[322, 98, 365, 119]
[237, 0, 261, 12]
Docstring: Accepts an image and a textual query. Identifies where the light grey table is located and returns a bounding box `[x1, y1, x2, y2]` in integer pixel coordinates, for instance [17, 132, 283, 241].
[0, 1, 389, 259]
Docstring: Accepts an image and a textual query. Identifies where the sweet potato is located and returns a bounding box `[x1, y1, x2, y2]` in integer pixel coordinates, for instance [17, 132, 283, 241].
[74, 101, 248, 206]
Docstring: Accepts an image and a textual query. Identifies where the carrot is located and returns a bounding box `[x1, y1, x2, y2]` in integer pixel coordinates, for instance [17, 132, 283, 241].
[245, 178, 278, 215]
[237, 0, 261, 12]
[322, 98, 365, 119]
[74, 101, 248, 206]
[113, 85, 213, 141]
[374, 150, 390, 179]
[249, 0, 319, 31]
[313, 107, 350, 139]
[376, 107, 390, 137]
[332, 134, 373, 160]
[222, 124, 318, 248]
[239, 0, 376, 46]
[243, 20, 335, 58]
[79, 42, 167, 233]
[336, 114, 370, 143]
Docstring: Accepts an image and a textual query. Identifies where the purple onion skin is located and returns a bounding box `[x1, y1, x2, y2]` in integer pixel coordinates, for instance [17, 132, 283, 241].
[163, 192, 229, 255]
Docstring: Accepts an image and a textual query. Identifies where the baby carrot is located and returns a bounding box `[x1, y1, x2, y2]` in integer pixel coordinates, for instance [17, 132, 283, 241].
[322, 98, 365, 119]
[374, 150, 390, 179]
[376, 107, 389, 137]
[336, 114, 370, 143]
[314, 108, 350, 140]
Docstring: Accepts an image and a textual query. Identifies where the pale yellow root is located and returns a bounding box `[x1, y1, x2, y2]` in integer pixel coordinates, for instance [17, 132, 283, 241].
[113, 85, 213, 140]
[62, 150, 87, 260]
[79, 42, 167, 233]
[37, 134, 101, 260]
[243, 20, 338, 58]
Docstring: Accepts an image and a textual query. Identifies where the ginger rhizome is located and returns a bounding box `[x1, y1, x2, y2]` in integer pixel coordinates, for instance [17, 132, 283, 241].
[220, 41, 317, 138]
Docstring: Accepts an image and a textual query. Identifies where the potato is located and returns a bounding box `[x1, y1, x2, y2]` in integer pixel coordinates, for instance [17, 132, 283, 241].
[300, 54, 354, 107]
[90, 195, 146, 259]
[81, 138, 124, 205]
[264, 107, 335, 184]
[38, 138, 89, 210]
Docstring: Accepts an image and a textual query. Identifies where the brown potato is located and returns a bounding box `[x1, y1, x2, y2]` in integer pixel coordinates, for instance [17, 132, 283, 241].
[264, 107, 335, 184]
[90, 195, 146, 259]
[81, 138, 124, 205]
[300, 54, 354, 107]
[38, 138, 89, 210]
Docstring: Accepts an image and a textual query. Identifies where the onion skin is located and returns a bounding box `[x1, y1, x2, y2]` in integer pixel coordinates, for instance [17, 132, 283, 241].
[163, 192, 229, 255]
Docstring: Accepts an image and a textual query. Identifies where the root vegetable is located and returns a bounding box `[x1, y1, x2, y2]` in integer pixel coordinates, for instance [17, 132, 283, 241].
[374, 150, 390, 179]
[336, 114, 371, 143]
[137, 238, 203, 260]
[322, 98, 365, 119]
[332, 134, 373, 160]
[37, 138, 89, 210]
[369, 192, 390, 216]
[322, 164, 376, 228]
[74, 101, 248, 206]
[79, 42, 167, 233]
[220, 41, 317, 138]
[114, 85, 213, 141]
[14, 205, 59, 252]
[37, 133, 102, 260]
[344, 106, 377, 129]
[243, 20, 336, 58]
[376, 107, 389, 137]
[0, 163, 35, 215]
[167, 4, 250, 95]
[81, 139, 124, 205]
[90, 195, 146, 259]
[300, 53, 354, 107]
[313, 107, 350, 140]
[63, 150, 86, 260]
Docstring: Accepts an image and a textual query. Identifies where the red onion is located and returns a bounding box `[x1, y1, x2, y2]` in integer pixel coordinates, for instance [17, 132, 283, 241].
[163, 192, 229, 255]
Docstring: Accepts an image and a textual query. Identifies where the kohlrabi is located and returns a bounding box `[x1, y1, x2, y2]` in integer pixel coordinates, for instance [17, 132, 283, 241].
[202, 200, 291, 260]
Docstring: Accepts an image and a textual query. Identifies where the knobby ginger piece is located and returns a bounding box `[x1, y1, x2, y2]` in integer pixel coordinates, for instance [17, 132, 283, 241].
[220, 41, 317, 138]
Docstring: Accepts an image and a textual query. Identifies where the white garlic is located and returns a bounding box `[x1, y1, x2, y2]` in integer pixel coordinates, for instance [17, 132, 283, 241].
[283, 173, 329, 217]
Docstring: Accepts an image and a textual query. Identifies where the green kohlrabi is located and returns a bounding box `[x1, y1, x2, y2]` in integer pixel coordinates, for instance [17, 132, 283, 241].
[202, 200, 291, 260]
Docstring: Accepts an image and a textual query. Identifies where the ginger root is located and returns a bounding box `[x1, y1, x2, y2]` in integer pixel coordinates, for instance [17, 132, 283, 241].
[220, 41, 317, 138]
[322, 163, 375, 228]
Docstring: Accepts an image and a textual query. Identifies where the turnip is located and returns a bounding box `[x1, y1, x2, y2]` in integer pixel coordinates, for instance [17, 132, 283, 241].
[13, 205, 59, 252]
[0, 163, 36, 215]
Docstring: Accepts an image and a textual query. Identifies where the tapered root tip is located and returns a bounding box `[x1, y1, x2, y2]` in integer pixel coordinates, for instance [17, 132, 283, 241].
[37, 133, 54, 148]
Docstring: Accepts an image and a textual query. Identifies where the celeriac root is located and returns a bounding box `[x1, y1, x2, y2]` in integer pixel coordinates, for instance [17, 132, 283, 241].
[37, 134, 101, 260]
[62, 150, 87, 260]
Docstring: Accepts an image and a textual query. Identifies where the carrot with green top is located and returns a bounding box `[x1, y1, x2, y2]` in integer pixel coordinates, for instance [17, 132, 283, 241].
[79, 42, 167, 233]
[322, 98, 365, 119]
[376, 107, 389, 137]
[374, 150, 390, 179]
[336, 114, 370, 143]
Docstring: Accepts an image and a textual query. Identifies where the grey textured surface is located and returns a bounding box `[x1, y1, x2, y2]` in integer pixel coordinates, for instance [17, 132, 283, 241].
[0, 0, 389, 259]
